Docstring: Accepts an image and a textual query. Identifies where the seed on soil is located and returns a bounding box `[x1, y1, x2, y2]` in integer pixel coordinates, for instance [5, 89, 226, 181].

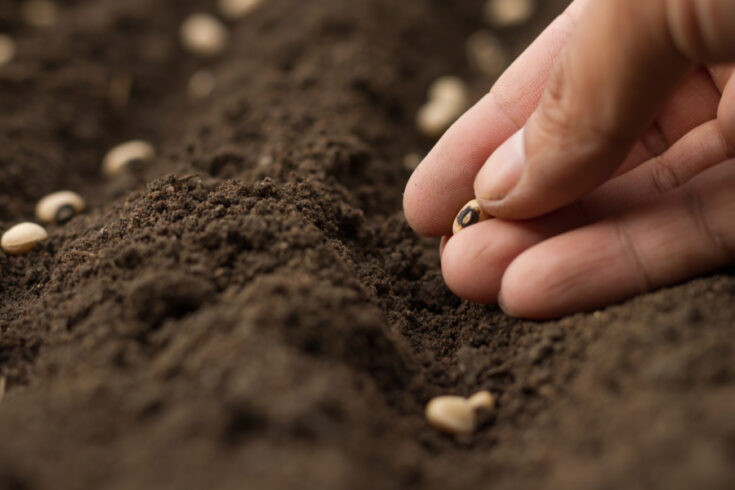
[20, 0, 59, 27]
[484, 0, 535, 27]
[180, 14, 229, 57]
[0, 35, 15, 66]
[426, 395, 476, 436]
[35, 191, 86, 224]
[466, 30, 507, 77]
[102, 140, 156, 176]
[453, 199, 490, 234]
[1, 222, 48, 255]
[218, 0, 263, 20]
[467, 390, 495, 411]
[416, 76, 469, 138]
[188, 70, 217, 99]
[0, 377, 5, 403]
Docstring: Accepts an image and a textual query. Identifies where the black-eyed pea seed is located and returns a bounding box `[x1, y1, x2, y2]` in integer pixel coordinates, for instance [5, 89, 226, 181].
[428, 76, 469, 108]
[484, 0, 535, 27]
[1, 222, 48, 255]
[466, 30, 507, 78]
[417, 76, 469, 138]
[426, 396, 476, 436]
[218, 0, 263, 20]
[467, 390, 495, 411]
[102, 140, 155, 176]
[453, 199, 490, 235]
[180, 14, 228, 58]
[0, 35, 15, 66]
[35, 190, 85, 224]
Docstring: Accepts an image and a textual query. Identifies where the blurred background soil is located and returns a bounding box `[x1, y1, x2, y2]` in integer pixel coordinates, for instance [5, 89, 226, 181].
[0, 0, 734, 489]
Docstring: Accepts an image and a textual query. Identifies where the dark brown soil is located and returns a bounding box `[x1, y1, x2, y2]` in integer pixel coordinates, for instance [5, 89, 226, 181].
[1, 1, 734, 489]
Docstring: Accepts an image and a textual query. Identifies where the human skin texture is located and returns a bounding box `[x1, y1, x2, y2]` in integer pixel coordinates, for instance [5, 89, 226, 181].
[404, 0, 735, 319]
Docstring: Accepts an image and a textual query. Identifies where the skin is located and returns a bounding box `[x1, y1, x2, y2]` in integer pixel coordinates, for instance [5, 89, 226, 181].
[404, 0, 735, 319]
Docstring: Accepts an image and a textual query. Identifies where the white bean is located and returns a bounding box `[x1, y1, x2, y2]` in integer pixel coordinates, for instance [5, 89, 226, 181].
[180, 14, 228, 57]
[102, 140, 155, 176]
[467, 390, 495, 411]
[35, 191, 85, 224]
[466, 30, 507, 77]
[484, 0, 535, 27]
[425, 396, 476, 436]
[1, 222, 48, 255]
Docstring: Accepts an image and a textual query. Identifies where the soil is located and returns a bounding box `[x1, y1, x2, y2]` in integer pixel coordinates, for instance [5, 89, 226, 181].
[0, 1, 734, 489]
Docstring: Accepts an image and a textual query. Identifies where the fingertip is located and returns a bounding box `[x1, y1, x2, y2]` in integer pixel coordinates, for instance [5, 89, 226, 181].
[440, 222, 504, 304]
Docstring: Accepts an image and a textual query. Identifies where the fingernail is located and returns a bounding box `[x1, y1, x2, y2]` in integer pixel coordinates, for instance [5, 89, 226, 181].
[474, 127, 525, 201]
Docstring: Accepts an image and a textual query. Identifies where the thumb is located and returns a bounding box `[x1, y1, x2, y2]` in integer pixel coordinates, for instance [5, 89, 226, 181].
[473, 0, 735, 220]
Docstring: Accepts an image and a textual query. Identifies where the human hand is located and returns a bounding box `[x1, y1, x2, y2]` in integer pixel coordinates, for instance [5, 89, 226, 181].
[404, 0, 735, 319]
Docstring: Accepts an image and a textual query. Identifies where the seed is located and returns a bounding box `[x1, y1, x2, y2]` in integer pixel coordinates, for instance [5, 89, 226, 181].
[20, 0, 58, 27]
[484, 0, 535, 27]
[0, 35, 15, 66]
[426, 396, 476, 436]
[188, 70, 217, 99]
[453, 199, 490, 235]
[417, 76, 469, 139]
[218, 0, 263, 20]
[429, 76, 469, 108]
[467, 390, 495, 411]
[35, 191, 85, 224]
[466, 30, 507, 77]
[1, 222, 48, 255]
[180, 14, 228, 57]
[102, 140, 155, 176]
[0, 377, 5, 402]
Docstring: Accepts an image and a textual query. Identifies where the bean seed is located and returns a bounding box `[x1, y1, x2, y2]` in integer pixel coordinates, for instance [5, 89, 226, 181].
[466, 30, 507, 77]
[35, 191, 85, 224]
[417, 76, 469, 138]
[453, 199, 490, 234]
[0, 35, 15, 66]
[102, 140, 155, 176]
[426, 396, 476, 436]
[218, 0, 263, 20]
[180, 14, 228, 57]
[1, 222, 48, 255]
[484, 0, 535, 27]
[467, 390, 495, 411]
[20, 0, 58, 27]
[188, 70, 216, 99]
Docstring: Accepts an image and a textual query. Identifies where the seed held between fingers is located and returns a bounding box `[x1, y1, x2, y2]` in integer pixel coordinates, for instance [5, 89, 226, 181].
[452, 199, 490, 235]
[180, 14, 229, 57]
[425, 396, 476, 436]
[35, 191, 85, 224]
[1, 222, 48, 255]
[102, 140, 155, 176]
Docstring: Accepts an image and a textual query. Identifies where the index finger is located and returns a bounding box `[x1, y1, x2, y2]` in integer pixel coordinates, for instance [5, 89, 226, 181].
[403, 0, 586, 236]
